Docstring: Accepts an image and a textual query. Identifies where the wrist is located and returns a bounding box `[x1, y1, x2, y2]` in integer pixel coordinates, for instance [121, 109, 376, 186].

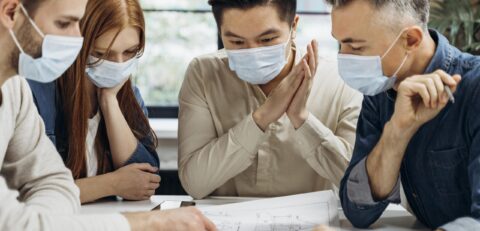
[99, 93, 118, 108]
[106, 171, 119, 196]
[383, 120, 418, 159]
[123, 212, 148, 231]
[253, 107, 271, 131]
[288, 109, 309, 129]
[388, 117, 420, 138]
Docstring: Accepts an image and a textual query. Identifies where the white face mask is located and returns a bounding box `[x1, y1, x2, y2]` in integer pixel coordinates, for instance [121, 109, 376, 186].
[226, 33, 292, 85]
[337, 29, 409, 96]
[86, 56, 138, 88]
[9, 5, 84, 83]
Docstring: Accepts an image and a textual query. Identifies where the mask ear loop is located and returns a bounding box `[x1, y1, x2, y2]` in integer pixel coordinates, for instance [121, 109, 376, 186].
[391, 52, 409, 78]
[286, 27, 296, 62]
[381, 29, 410, 78]
[19, 4, 45, 38]
[381, 29, 408, 59]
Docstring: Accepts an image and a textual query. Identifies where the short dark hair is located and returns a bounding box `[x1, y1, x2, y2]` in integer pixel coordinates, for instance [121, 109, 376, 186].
[21, 0, 45, 16]
[208, 0, 297, 29]
[325, 0, 429, 30]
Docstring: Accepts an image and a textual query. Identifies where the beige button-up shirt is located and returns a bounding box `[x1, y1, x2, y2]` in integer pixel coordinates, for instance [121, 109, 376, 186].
[178, 50, 363, 199]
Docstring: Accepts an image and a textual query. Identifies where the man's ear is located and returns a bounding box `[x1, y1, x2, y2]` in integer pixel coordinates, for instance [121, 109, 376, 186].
[0, 0, 19, 30]
[404, 26, 424, 53]
[291, 15, 300, 40]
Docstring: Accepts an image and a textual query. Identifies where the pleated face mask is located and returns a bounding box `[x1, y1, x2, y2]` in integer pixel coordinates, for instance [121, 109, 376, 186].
[337, 29, 409, 96]
[226, 31, 293, 85]
[86, 56, 138, 88]
[9, 4, 84, 83]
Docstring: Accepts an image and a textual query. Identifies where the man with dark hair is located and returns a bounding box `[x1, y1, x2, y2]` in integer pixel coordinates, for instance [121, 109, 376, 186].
[326, 0, 480, 230]
[178, 0, 363, 199]
[210, 0, 297, 28]
[0, 0, 216, 230]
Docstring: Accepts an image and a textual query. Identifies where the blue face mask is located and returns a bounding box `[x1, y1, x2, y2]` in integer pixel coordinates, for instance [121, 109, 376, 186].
[9, 5, 84, 83]
[226, 32, 293, 85]
[86, 56, 138, 88]
[337, 29, 409, 96]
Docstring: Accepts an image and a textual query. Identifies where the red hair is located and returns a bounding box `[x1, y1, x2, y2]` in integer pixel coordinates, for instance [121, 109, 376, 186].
[58, 0, 156, 179]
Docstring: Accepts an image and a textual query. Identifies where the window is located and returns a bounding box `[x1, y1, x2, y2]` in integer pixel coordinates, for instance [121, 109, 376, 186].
[137, 0, 338, 118]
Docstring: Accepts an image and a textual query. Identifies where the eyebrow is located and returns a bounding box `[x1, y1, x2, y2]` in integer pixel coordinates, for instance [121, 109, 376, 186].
[331, 33, 366, 44]
[341, 38, 367, 44]
[94, 44, 139, 52]
[224, 28, 281, 39]
[59, 15, 81, 22]
[126, 45, 140, 51]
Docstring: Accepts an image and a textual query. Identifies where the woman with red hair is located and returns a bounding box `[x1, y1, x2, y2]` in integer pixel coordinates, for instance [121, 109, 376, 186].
[28, 0, 160, 204]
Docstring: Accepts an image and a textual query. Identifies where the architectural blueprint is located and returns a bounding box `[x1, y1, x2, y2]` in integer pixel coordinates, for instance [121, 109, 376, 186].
[200, 191, 339, 231]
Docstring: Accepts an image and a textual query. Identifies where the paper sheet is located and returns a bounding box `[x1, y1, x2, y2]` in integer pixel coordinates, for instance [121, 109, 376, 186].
[200, 191, 339, 231]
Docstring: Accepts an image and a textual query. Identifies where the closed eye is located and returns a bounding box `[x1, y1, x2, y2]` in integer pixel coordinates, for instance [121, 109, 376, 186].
[260, 37, 278, 43]
[93, 51, 105, 57]
[55, 20, 72, 29]
[231, 40, 245, 46]
[351, 46, 365, 52]
[124, 49, 138, 55]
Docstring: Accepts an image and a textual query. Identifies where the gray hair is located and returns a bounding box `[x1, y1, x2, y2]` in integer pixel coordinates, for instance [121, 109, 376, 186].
[325, 0, 430, 32]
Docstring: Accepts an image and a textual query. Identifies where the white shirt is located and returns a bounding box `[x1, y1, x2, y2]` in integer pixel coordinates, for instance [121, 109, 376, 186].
[86, 112, 101, 177]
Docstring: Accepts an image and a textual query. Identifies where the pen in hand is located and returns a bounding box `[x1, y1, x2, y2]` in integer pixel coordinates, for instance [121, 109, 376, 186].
[445, 86, 455, 104]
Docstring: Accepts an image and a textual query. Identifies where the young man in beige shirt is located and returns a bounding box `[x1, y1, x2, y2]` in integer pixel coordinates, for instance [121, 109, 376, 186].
[178, 0, 363, 199]
[0, 0, 216, 230]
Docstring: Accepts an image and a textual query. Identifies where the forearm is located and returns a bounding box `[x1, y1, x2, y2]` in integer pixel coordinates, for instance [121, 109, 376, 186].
[75, 173, 116, 204]
[366, 120, 417, 200]
[179, 114, 265, 199]
[100, 96, 138, 168]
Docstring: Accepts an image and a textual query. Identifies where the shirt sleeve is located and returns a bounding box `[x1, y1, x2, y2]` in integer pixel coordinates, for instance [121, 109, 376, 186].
[123, 86, 160, 168]
[293, 83, 362, 187]
[1, 78, 79, 215]
[346, 157, 401, 205]
[0, 176, 130, 231]
[339, 96, 392, 228]
[178, 58, 267, 199]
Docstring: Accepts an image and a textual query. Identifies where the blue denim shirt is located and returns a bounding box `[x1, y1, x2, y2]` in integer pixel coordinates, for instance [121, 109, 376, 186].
[27, 80, 159, 170]
[340, 30, 480, 229]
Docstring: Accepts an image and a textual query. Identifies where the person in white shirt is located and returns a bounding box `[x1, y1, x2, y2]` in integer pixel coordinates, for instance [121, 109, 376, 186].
[0, 0, 216, 230]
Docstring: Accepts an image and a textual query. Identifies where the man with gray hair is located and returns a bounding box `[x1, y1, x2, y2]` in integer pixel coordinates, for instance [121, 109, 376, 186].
[326, 0, 480, 230]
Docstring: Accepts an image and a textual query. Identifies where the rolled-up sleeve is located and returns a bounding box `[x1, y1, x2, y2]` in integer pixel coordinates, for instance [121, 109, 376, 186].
[339, 96, 392, 228]
[346, 157, 400, 205]
[123, 140, 159, 168]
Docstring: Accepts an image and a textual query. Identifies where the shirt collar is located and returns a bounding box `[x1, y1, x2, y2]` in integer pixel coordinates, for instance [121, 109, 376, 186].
[424, 29, 455, 74]
[385, 29, 455, 102]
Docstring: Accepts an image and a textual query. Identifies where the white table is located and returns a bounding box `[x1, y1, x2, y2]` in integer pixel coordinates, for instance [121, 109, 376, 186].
[81, 196, 427, 231]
